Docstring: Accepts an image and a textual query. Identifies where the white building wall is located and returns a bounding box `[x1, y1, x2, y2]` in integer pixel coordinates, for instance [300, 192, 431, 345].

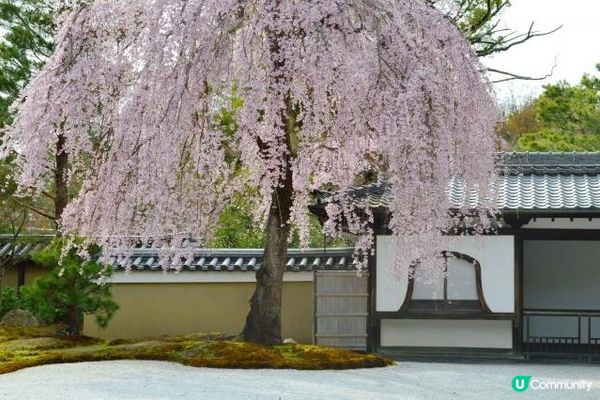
[376, 235, 515, 313]
[523, 240, 600, 310]
[523, 240, 600, 343]
[380, 319, 513, 348]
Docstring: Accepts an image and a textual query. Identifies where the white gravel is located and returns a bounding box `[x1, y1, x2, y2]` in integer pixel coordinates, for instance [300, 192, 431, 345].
[0, 360, 599, 400]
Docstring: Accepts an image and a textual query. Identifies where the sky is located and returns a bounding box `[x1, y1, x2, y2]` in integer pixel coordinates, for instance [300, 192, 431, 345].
[486, 0, 600, 106]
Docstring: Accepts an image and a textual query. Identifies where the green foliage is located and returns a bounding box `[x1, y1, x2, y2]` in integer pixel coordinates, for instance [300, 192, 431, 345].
[24, 240, 118, 334]
[0, 1, 56, 235]
[209, 95, 353, 249]
[0, 287, 19, 319]
[506, 64, 600, 152]
[289, 215, 353, 249]
[498, 99, 540, 148]
[209, 194, 265, 248]
[213, 94, 244, 139]
[0, 0, 54, 128]
[209, 193, 353, 248]
[0, 154, 19, 232]
[536, 68, 600, 136]
[516, 129, 600, 152]
[453, 0, 510, 56]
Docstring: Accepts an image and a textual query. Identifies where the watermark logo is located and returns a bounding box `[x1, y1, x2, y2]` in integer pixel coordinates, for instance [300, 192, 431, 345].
[512, 375, 593, 393]
[512, 376, 531, 392]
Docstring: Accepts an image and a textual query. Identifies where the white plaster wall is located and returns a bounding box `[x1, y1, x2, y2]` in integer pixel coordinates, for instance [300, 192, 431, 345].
[380, 319, 513, 348]
[376, 236, 409, 312]
[376, 235, 514, 313]
[522, 218, 600, 230]
[523, 240, 600, 342]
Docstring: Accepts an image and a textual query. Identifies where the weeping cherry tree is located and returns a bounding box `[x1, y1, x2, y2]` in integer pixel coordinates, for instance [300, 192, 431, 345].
[3, 0, 498, 344]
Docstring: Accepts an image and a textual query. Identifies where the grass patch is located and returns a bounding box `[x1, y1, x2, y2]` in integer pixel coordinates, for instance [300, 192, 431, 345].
[0, 326, 392, 374]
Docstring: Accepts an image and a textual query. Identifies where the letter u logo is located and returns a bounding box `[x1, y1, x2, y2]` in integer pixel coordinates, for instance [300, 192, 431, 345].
[515, 380, 525, 390]
[512, 376, 531, 392]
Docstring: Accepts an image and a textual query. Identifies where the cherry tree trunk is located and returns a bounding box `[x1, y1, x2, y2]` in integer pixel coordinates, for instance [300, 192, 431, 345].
[240, 0, 296, 345]
[240, 155, 294, 344]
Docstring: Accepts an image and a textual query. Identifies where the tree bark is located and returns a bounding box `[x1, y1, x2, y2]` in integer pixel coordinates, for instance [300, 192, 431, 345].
[240, 167, 293, 344]
[241, 95, 295, 343]
[65, 305, 83, 336]
[240, 0, 296, 344]
[54, 133, 69, 228]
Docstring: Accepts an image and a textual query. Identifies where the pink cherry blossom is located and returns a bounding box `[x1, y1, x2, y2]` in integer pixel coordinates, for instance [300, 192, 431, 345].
[3, 0, 498, 272]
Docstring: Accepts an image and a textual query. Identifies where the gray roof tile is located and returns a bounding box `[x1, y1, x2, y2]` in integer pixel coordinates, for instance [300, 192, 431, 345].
[108, 247, 355, 272]
[498, 152, 600, 175]
[316, 152, 600, 212]
[0, 235, 354, 273]
[0, 236, 53, 259]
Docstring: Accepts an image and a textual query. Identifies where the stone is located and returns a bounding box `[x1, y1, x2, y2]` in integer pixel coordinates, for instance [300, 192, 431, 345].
[0, 309, 39, 327]
[283, 338, 297, 345]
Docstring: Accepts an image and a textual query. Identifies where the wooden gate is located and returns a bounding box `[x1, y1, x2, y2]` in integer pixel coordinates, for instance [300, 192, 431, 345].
[314, 270, 369, 351]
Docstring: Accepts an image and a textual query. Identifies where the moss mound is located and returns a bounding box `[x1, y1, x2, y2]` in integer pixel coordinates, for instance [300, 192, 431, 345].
[0, 326, 392, 374]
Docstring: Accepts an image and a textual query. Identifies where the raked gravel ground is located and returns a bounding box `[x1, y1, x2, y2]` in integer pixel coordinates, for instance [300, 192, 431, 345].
[0, 360, 599, 400]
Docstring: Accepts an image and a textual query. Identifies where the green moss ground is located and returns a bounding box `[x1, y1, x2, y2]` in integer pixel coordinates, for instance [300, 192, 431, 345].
[0, 326, 392, 374]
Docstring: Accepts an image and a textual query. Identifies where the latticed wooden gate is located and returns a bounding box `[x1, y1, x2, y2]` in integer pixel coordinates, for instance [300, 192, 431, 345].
[314, 270, 369, 351]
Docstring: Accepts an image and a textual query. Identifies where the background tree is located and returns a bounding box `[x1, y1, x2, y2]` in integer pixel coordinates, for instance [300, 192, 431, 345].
[5, 1, 498, 344]
[0, 0, 54, 128]
[210, 191, 354, 249]
[503, 64, 600, 151]
[0, 0, 55, 314]
[0, 171, 27, 314]
[0, 0, 69, 236]
[22, 240, 118, 335]
[497, 98, 540, 148]
[0, 0, 56, 229]
[536, 68, 600, 136]
[429, 0, 560, 82]
[516, 129, 600, 152]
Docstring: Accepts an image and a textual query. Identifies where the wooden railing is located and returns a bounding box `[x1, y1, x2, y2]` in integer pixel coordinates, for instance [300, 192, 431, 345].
[523, 309, 600, 361]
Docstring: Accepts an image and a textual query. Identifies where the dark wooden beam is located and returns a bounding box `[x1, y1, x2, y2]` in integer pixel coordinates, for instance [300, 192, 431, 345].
[17, 261, 26, 291]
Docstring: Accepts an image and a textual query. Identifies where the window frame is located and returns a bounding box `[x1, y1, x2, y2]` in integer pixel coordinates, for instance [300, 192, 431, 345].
[399, 251, 492, 315]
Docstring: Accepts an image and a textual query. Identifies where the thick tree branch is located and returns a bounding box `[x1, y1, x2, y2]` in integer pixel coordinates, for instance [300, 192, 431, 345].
[428, 0, 560, 81]
[488, 61, 557, 84]
[478, 22, 562, 57]
[41, 190, 55, 200]
[12, 198, 56, 221]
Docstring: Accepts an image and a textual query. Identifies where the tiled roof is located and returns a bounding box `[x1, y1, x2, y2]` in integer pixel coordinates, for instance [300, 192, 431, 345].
[315, 152, 600, 212]
[0, 236, 53, 258]
[0, 235, 356, 273]
[107, 247, 356, 272]
[457, 174, 600, 210]
[497, 152, 600, 175]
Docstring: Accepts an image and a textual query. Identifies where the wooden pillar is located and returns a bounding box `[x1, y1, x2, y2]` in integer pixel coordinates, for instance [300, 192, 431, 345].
[513, 232, 523, 355]
[17, 262, 26, 293]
